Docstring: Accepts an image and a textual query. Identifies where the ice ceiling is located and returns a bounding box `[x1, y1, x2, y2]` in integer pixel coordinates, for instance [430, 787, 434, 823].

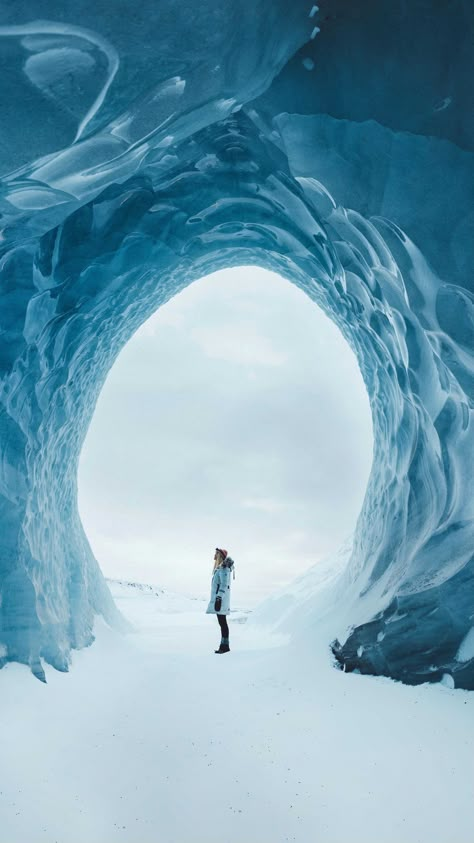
[0, 1, 473, 687]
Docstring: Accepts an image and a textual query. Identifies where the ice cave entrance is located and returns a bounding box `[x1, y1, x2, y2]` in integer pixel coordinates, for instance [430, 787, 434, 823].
[78, 267, 373, 607]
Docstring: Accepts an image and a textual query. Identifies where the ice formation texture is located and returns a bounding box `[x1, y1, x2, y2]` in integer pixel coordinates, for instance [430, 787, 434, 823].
[0, 1, 473, 686]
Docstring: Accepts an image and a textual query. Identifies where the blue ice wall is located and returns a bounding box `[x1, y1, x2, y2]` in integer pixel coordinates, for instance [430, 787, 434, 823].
[0, 1, 472, 686]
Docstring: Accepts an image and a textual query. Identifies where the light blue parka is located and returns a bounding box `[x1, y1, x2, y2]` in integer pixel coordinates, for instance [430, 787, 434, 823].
[206, 560, 234, 615]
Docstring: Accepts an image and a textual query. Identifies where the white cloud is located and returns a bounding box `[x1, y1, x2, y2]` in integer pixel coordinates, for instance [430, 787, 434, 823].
[191, 324, 288, 367]
[241, 497, 286, 514]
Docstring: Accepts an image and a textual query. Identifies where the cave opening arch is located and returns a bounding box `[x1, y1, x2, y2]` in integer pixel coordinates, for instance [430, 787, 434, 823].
[0, 113, 472, 689]
[77, 265, 374, 605]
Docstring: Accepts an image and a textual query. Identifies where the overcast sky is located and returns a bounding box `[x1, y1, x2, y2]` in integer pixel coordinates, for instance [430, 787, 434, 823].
[78, 267, 373, 607]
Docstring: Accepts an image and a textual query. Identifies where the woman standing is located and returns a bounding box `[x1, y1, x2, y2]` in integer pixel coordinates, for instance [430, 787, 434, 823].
[206, 547, 234, 653]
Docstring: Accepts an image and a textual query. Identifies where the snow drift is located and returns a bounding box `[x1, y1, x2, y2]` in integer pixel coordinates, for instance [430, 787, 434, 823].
[0, 1, 472, 686]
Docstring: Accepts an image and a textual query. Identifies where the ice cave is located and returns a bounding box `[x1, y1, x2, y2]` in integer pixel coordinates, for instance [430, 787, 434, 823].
[0, 1, 472, 688]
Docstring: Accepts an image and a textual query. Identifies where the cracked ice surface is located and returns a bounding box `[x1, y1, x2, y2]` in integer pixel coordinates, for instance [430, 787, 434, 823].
[0, 0, 472, 686]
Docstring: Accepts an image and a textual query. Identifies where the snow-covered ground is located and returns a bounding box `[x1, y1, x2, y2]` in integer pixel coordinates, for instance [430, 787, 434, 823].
[1, 579, 473, 843]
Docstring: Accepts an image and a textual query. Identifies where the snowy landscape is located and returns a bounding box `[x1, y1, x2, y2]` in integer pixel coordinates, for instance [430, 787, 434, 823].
[1, 575, 473, 843]
[1, 2, 473, 842]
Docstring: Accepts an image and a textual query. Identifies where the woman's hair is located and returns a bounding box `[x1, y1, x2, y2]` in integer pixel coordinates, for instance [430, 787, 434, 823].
[213, 548, 225, 572]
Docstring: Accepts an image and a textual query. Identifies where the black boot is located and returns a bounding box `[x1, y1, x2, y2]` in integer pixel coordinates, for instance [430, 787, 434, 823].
[214, 637, 230, 654]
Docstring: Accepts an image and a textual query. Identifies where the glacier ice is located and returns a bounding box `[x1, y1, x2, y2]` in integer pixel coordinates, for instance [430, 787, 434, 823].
[0, 1, 472, 687]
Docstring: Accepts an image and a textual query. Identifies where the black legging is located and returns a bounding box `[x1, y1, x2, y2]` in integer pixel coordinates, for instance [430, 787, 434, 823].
[217, 613, 229, 637]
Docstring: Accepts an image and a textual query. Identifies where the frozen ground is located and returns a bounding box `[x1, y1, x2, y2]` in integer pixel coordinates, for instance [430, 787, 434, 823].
[0, 579, 473, 843]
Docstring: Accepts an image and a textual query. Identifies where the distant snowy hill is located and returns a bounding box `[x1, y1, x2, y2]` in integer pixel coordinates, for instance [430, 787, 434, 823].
[106, 578, 251, 621]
